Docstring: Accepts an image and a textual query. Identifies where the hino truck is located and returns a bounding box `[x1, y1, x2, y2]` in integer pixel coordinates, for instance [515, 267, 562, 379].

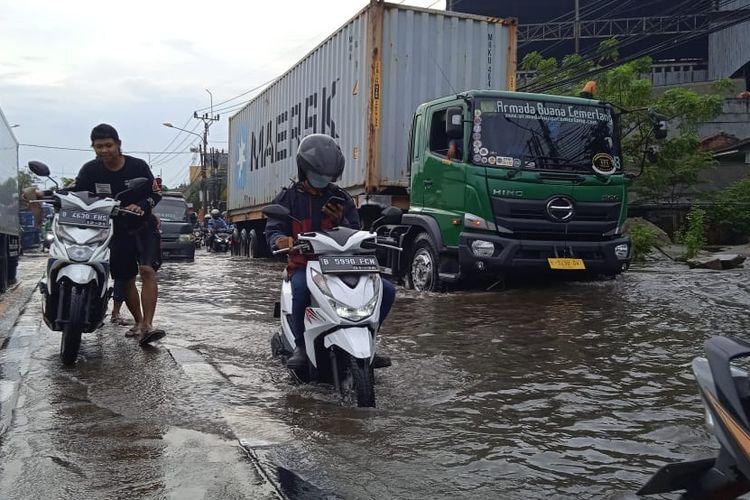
[0, 105, 20, 293]
[227, 1, 634, 291]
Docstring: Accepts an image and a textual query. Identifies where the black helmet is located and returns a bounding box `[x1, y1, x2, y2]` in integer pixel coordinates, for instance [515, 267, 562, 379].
[296, 134, 344, 189]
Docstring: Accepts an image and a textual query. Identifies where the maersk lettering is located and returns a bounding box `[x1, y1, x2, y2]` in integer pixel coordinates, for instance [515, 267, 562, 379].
[247, 79, 340, 172]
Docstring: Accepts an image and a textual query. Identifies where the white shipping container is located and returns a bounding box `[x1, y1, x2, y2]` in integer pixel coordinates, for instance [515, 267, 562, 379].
[0, 106, 19, 236]
[227, 0, 517, 219]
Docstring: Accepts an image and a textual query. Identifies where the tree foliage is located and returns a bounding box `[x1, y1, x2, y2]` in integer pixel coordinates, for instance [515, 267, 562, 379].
[521, 40, 726, 207]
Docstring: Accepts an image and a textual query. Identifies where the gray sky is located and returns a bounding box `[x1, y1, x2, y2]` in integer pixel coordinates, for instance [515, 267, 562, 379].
[1, 0, 445, 188]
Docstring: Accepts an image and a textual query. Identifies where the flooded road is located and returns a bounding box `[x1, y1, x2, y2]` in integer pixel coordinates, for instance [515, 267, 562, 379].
[2, 250, 749, 498]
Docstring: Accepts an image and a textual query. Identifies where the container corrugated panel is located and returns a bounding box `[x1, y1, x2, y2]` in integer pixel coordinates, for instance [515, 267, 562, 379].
[708, 0, 750, 80]
[228, 9, 370, 214]
[378, 5, 513, 187]
[228, 2, 516, 215]
[0, 106, 19, 235]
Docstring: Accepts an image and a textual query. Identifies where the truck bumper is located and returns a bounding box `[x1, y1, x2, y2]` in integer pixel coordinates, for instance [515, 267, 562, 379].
[458, 232, 631, 276]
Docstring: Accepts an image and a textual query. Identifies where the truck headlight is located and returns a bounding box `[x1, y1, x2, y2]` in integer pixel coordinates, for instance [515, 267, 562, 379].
[471, 240, 495, 257]
[66, 245, 95, 262]
[615, 243, 629, 259]
[178, 234, 193, 242]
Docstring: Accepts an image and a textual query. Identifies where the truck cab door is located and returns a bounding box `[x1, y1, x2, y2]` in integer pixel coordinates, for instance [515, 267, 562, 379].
[422, 106, 466, 214]
[408, 113, 424, 208]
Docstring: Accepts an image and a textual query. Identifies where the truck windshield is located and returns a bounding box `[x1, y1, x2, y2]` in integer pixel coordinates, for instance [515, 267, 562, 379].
[154, 198, 188, 222]
[472, 98, 619, 174]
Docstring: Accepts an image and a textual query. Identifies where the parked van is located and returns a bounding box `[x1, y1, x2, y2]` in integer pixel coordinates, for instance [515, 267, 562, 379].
[154, 192, 195, 261]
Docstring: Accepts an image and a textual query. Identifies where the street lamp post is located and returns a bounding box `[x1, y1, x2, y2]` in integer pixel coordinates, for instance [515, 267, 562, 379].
[163, 122, 208, 210]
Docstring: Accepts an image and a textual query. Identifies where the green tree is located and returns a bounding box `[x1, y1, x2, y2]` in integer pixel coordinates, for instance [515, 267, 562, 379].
[521, 40, 726, 207]
[18, 170, 39, 193]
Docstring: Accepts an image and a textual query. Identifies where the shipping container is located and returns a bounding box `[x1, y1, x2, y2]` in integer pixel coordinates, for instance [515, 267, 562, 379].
[0, 104, 20, 292]
[227, 0, 517, 221]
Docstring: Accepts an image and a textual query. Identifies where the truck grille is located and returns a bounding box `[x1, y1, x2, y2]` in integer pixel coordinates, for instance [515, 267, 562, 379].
[491, 197, 621, 241]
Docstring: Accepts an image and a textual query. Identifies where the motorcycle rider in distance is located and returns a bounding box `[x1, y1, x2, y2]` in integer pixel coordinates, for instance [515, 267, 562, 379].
[265, 134, 395, 370]
[206, 208, 228, 250]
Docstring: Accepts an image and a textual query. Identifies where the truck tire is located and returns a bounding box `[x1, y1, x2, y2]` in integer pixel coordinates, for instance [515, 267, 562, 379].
[230, 229, 241, 256]
[239, 229, 249, 257]
[248, 229, 260, 258]
[407, 233, 446, 292]
[0, 235, 8, 294]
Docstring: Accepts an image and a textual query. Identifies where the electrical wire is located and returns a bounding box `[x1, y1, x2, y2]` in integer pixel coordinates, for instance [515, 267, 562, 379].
[19, 143, 195, 154]
[521, 0, 743, 92]
[525, 4, 750, 93]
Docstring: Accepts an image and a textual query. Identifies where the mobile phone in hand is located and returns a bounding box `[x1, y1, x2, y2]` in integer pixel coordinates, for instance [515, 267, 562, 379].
[323, 196, 345, 210]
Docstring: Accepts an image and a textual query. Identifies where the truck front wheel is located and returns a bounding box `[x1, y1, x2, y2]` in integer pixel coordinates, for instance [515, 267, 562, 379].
[407, 233, 445, 292]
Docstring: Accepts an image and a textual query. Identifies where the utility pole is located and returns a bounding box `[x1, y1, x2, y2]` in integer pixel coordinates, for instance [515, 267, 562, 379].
[574, 0, 581, 54]
[195, 91, 219, 210]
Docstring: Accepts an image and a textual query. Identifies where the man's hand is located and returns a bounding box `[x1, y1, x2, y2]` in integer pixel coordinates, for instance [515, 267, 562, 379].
[125, 203, 144, 216]
[275, 236, 294, 250]
[322, 202, 344, 225]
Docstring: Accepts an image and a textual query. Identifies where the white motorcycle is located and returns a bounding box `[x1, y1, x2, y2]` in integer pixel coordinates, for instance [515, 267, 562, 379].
[28, 161, 149, 365]
[264, 204, 401, 407]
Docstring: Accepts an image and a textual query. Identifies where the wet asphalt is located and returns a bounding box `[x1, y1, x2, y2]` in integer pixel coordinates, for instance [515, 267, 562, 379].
[0, 248, 749, 499]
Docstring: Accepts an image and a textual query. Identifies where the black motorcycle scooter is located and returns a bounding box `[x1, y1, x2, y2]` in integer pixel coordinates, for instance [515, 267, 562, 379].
[639, 336, 750, 499]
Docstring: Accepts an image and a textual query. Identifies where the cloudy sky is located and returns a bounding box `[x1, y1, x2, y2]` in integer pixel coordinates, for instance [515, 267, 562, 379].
[1, 0, 445, 188]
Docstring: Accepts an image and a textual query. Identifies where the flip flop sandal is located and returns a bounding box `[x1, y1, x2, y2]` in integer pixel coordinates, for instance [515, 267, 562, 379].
[139, 329, 166, 346]
[125, 326, 141, 338]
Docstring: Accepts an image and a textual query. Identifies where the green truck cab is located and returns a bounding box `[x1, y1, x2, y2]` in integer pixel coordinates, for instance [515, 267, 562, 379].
[376, 90, 632, 291]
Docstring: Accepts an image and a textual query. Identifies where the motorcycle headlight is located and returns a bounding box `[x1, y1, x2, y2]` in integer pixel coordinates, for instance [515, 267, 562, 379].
[331, 292, 379, 322]
[327, 274, 381, 322]
[66, 245, 95, 262]
[45, 233, 55, 241]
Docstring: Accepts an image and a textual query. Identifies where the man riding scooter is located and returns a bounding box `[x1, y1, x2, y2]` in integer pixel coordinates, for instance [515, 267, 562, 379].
[265, 134, 394, 370]
[206, 209, 228, 251]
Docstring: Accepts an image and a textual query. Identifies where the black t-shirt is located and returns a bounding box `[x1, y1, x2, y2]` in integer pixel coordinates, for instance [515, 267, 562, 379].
[74, 155, 161, 233]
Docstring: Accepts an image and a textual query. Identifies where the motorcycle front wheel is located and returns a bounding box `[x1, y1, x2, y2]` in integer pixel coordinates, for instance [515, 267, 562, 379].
[340, 354, 375, 408]
[60, 284, 87, 365]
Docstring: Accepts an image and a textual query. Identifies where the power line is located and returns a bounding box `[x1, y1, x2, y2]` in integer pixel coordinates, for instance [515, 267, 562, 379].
[521, 0, 741, 92]
[524, 3, 750, 93]
[19, 143, 194, 154]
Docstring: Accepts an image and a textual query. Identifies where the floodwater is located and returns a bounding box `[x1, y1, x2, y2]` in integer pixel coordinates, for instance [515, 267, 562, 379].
[2, 250, 749, 499]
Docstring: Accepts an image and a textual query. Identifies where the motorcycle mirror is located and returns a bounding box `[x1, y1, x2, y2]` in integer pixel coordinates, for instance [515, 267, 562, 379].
[262, 204, 291, 220]
[28, 161, 51, 177]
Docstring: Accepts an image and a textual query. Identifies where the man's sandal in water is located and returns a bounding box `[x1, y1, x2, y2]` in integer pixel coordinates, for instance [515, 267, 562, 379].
[139, 329, 166, 346]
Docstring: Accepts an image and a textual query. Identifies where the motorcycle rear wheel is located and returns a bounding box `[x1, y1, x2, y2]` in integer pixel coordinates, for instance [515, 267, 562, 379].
[60, 284, 87, 365]
[340, 354, 375, 408]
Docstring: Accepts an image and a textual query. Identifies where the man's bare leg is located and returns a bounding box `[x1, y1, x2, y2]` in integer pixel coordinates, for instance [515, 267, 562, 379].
[123, 277, 143, 333]
[139, 265, 157, 332]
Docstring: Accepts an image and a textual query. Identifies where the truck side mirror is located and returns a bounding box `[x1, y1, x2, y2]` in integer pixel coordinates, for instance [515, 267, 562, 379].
[445, 107, 464, 139]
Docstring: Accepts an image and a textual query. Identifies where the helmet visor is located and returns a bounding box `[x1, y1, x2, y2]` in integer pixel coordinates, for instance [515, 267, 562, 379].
[306, 171, 333, 189]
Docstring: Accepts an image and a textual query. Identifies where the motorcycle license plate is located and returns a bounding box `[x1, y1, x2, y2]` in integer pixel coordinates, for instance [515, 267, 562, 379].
[319, 255, 379, 273]
[548, 258, 586, 270]
[58, 209, 110, 229]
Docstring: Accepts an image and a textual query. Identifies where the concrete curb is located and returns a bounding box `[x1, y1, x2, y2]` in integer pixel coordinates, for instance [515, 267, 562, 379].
[0, 260, 45, 438]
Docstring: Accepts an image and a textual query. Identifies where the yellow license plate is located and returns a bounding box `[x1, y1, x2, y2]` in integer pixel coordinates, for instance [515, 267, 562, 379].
[548, 258, 586, 270]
